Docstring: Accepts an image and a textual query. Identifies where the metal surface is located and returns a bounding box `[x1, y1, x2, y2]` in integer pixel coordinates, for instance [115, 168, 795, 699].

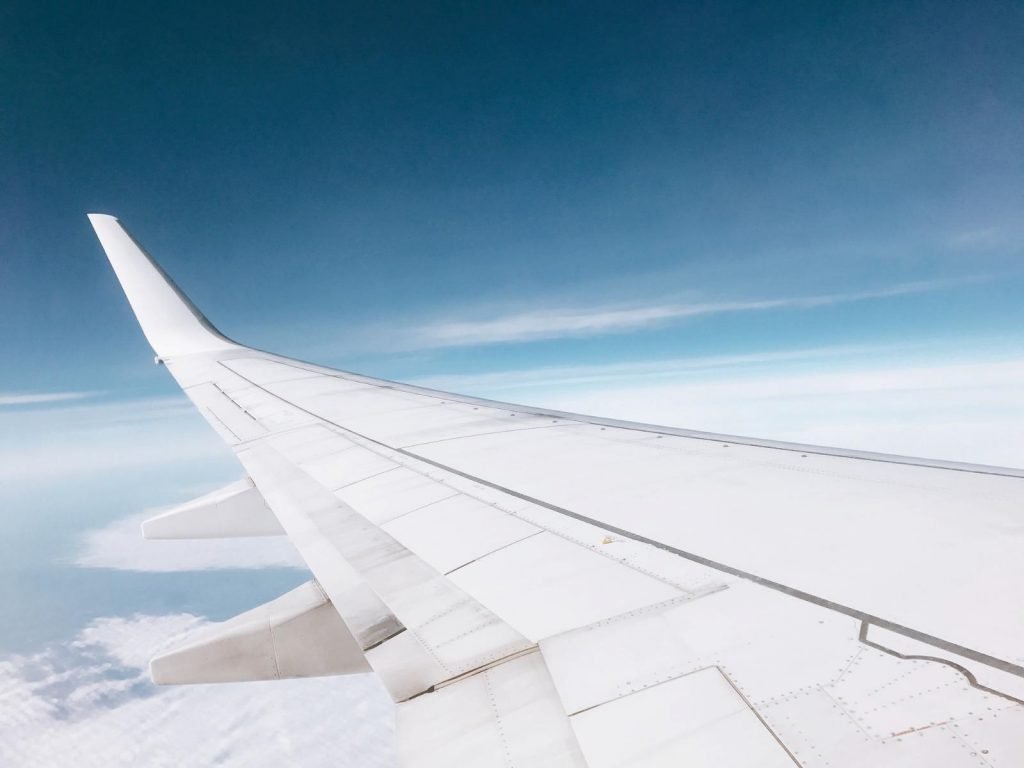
[397, 650, 588, 768]
[150, 580, 370, 684]
[89, 215, 1024, 767]
[224, 354, 1024, 680]
[142, 478, 284, 539]
[570, 666, 797, 768]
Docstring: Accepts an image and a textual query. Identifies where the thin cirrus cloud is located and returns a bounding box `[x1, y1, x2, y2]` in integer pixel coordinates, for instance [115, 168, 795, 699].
[0, 391, 95, 407]
[409, 343, 899, 393]
[406, 278, 974, 349]
[0, 613, 395, 768]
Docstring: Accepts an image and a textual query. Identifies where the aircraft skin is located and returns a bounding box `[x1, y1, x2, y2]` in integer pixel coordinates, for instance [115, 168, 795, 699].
[89, 213, 1024, 767]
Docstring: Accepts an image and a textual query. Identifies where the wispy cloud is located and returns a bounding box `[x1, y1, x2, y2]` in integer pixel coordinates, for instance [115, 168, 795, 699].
[75, 511, 305, 572]
[0, 391, 95, 407]
[0, 614, 394, 767]
[407, 279, 972, 348]
[945, 227, 1008, 251]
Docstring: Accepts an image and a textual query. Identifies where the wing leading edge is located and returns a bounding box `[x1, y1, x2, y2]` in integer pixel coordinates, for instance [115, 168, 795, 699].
[89, 214, 1024, 768]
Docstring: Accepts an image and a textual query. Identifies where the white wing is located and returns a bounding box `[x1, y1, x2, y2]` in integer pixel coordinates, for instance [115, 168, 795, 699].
[89, 214, 1024, 768]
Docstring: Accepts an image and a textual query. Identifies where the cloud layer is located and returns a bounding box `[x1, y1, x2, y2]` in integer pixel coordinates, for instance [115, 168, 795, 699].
[411, 343, 894, 393]
[0, 395, 234, 486]
[415, 347, 1024, 468]
[0, 613, 395, 768]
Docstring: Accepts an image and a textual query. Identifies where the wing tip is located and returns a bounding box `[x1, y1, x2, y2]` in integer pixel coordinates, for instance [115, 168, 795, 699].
[87, 212, 119, 224]
[88, 213, 240, 357]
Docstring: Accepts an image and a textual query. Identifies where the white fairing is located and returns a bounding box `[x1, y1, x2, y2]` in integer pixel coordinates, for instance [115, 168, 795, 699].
[150, 580, 370, 684]
[142, 478, 284, 538]
[90, 214, 1024, 767]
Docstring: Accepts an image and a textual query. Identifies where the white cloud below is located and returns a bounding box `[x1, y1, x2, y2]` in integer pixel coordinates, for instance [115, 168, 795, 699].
[415, 348, 1024, 468]
[0, 614, 395, 768]
[0, 395, 233, 486]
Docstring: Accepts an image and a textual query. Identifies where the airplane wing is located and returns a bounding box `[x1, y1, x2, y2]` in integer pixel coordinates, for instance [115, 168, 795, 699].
[89, 213, 1024, 767]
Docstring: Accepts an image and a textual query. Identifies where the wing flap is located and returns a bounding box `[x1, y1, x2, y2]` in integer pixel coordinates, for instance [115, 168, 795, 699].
[568, 666, 796, 768]
[397, 650, 587, 768]
[237, 440, 535, 700]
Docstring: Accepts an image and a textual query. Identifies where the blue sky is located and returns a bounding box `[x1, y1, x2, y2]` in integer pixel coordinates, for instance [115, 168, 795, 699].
[4, 1, 1024, 391]
[1, 2, 1023, 765]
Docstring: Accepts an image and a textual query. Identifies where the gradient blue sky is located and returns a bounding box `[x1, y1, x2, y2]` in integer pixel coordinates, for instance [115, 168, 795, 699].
[1, 2, 1023, 764]
[4, 0, 1024, 390]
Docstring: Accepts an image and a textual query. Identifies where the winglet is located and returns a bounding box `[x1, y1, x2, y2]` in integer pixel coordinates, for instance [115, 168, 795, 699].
[87, 214, 238, 358]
